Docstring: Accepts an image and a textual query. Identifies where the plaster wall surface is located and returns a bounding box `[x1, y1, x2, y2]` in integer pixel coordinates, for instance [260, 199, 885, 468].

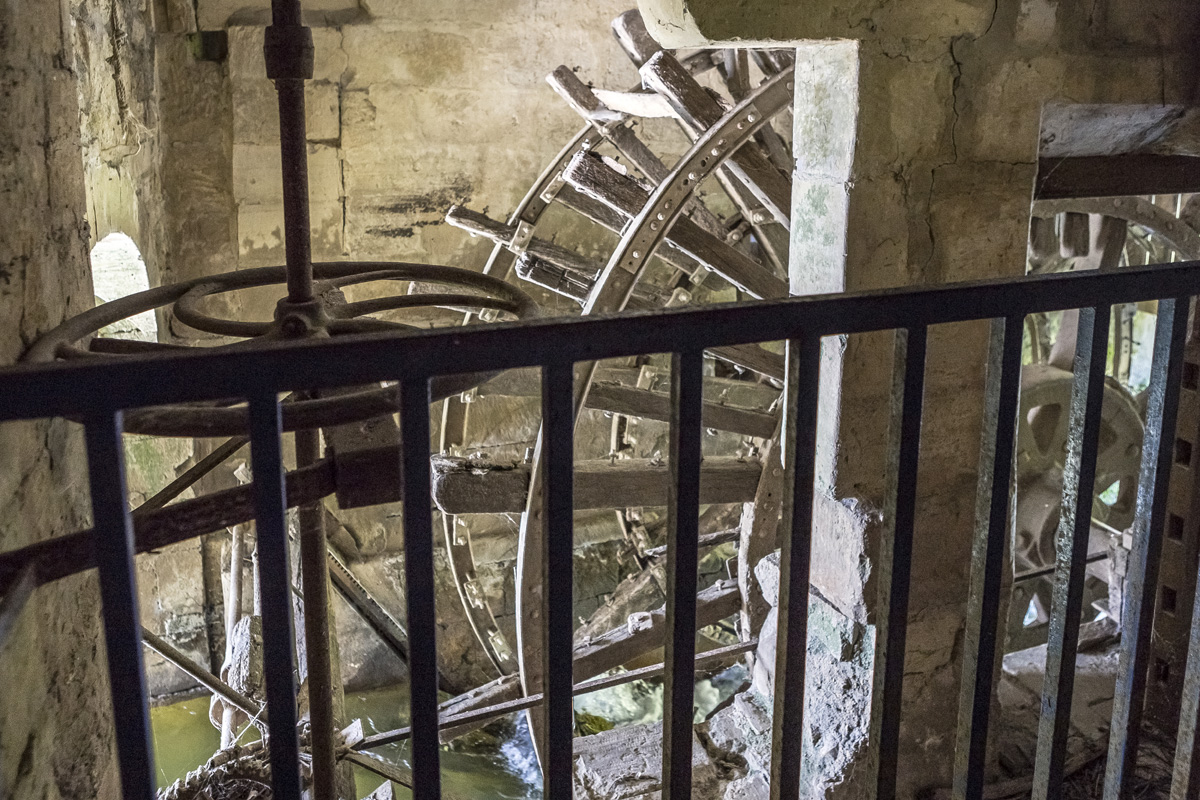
[0, 0, 121, 795]
[638, 0, 1200, 796]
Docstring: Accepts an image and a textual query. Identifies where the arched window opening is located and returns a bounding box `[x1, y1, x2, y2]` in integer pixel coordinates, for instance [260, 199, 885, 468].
[90, 232, 157, 342]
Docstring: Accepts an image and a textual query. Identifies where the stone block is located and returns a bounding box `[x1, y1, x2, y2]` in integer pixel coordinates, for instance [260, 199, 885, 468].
[198, 0, 358, 33]
[138, 540, 210, 696]
[753, 551, 780, 608]
[237, 198, 344, 265]
[963, 57, 1067, 164]
[228, 26, 347, 84]
[233, 142, 342, 205]
[572, 721, 722, 800]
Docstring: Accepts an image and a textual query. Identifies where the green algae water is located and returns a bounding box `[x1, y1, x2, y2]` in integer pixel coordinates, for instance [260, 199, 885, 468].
[150, 684, 539, 797]
[151, 696, 225, 788]
[149, 665, 745, 797]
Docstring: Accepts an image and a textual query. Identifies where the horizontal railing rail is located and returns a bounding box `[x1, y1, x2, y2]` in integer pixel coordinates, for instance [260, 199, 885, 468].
[2, 259, 1200, 800]
[0, 261, 1198, 420]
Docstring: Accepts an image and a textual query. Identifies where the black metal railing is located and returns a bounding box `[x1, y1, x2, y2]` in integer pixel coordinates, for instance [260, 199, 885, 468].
[3, 261, 1200, 800]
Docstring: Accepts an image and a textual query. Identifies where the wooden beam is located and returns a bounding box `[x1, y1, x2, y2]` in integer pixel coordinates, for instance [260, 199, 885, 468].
[445, 204, 602, 278]
[431, 456, 762, 514]
[640, 50, 792, 228]
[1035, 155, 1200, 200]
[408, 578, 743, 744]
[588, 381, 777, 438]
[564, 152, 788, 299]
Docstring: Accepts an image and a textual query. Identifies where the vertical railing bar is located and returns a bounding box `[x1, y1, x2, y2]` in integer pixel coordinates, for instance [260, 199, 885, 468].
[1172, 301, 1200, 800]
[952, 315, 1024, 800]
[296, 425, 338, 800]
[1104, 296, 1189, 799]
[399, 374, 441, 800]
[247, 392, 303, 800]
[1171, 547, 1200, 799]
[1031, 304, 1112, 800]
[872, 325, 928, 800]
[768, 335, 822, 800]
[84, 411, 156, 800]
[663, 348, 705, 800]
[541, 361, 576, 799]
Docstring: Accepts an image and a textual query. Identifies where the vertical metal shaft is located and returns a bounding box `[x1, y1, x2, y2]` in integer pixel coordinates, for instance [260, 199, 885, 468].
[276, 78, 313, 304]
[265, 0, 314, 304]
[399, 375, 442, 800]
[871, 326, 928, 800]
[663, 349, 704, 800]
[768, 336, 821, 800]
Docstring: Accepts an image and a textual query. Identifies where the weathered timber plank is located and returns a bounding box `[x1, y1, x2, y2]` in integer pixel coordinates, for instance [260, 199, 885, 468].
[553, 186, 709, 278]
[611, 9, 661, 67]
[640, 50, 792, 227]
[572, 578, 741, 678]
[588, 381, 777, 438]
[1036, 155, 1200, 200]
[713, 343, 785, 381]
[515, 254, 673, 307]
[469, 369, 775, 437]
[445, 205, 601, 278]
[431, 456, 762, 514]
[548, 66, 725, 239]
[564, 152, 787, 299]
[0, 460, 336, 592]
[321, 385, 401, 509]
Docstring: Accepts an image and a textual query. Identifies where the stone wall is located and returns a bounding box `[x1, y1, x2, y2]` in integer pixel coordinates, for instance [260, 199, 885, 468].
[0, 0, 120, 794]
[638, 0, 1200, 796]
[204, 0, 666, 320]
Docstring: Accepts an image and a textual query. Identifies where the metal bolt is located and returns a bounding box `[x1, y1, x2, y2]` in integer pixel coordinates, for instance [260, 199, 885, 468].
[280, 316, 307, 337]
[752, 211, 767, 224]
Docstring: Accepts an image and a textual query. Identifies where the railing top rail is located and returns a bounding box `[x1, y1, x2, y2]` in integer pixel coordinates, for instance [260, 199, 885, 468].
[1, 260, 1197, 422]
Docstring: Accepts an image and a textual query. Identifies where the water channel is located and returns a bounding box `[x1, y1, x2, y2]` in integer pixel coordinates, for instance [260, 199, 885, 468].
[151, 664, 747, 797]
